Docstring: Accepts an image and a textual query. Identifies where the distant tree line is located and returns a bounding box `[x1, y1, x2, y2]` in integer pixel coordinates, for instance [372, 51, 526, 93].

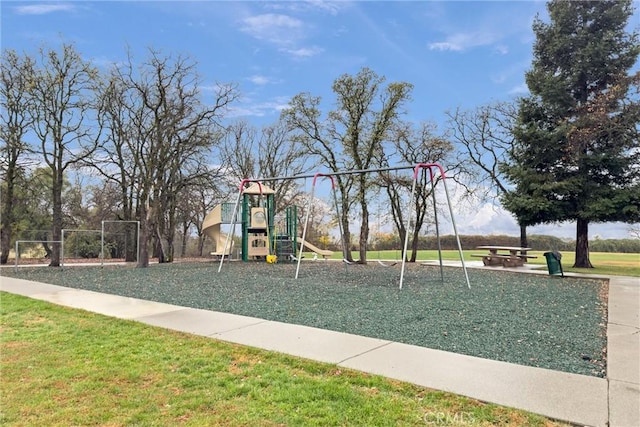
[327, 233, 640, 254]
[411, 235, 640, 254]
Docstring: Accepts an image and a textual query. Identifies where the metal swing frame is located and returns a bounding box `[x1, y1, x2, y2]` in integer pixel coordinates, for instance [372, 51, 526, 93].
[217, 163, 470, 289]
[399, 163, 470, 289]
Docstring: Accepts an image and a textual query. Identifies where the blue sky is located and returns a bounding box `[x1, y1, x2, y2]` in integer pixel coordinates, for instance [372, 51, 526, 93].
[2, 1, 639, 239]
[2, 1, 548, 124]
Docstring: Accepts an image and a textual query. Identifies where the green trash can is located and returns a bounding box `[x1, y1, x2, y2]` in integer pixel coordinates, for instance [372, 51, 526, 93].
[543, 251, 564, 277]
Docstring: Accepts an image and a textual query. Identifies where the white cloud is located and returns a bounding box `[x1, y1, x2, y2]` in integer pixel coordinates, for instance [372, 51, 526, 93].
[226, 96, 291, 118]
[14, 3, 75, 15]
[240, 13, 304, 46]
[529, 222, 638, 240]
[90, 55, 120, 70]
[431, 180, 632, 240]
[266, 0, 348, 16]
[452, 203, 520, 236]
[428, 31, 499, 52]
[428, 42, 460, 52]
[239, 13, 322, 60]
[279, 46, 324, 58]
[201, 83, 234, 95]
[493, 45, 509, 55]
[447, 204, 633, 240]
[248, 75, 271, 85]
[491, 58, 532, 88]
[304, 0, 347, 15]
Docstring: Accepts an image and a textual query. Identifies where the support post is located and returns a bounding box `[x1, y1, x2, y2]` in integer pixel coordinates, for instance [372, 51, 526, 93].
[400, 163, 470, 289]
[101, 220, 105, 267]
[61, 229, 65, 268]
[429, 169, 444, 283]
[296, 177, 318, 278]
[218, 183, 246, 272]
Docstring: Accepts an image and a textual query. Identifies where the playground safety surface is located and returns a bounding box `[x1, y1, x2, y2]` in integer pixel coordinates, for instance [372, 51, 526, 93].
[2, 260, 607, 377]
[2, 261, 639, 427]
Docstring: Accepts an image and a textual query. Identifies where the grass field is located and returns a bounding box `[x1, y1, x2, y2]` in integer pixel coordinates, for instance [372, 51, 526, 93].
[1, 292, 568, 426]
[316, 250, 640, 277]
[2, 249, 631, 426]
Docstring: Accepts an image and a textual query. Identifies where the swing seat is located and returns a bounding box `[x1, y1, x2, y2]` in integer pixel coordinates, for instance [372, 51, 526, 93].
[377, 260, 398, 267]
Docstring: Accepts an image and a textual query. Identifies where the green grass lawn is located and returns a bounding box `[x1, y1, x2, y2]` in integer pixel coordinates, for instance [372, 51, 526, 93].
[0, 292, 567, 426]
[3, 248, 630, 425]
[321, 250, 640, 277]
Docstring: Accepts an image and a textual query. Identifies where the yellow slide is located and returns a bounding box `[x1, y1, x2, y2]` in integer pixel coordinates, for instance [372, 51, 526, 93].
[203, 207, 233, 256]
[297, 237, 334, 259]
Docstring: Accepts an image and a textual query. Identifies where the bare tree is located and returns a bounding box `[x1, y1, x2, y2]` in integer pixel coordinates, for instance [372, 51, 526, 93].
[445, 102, 529, 249]
[220, 120, 258, 183]
[175, 183, 224, 257]
[256, 119, 313, 208]
[220, 118, 313, 211]
[86, 181, 124, 226]
[27, 43, 101, 267]
[283, 67, 412, 263]
[92, 66, 146, 261]
[380, 121, 457, 261]
[0, 49, 35, 264]
[96, 48, 238, 267]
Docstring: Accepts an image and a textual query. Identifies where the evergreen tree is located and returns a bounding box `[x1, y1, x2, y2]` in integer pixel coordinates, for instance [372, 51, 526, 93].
[503, 0, 640, 268]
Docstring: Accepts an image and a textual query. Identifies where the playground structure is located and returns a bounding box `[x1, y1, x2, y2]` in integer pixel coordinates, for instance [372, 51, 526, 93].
[216, 163, 470, 289]
[203, 183, 334, 262]
[202, 203, 237, 258]
[297, 237, 333, 259]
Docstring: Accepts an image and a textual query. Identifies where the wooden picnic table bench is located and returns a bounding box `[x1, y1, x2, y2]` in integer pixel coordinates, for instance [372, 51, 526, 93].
[472, 246, 537, 267]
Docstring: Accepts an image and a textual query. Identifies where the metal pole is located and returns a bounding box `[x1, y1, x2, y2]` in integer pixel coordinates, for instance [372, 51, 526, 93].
[296, 178, 316, 279]
[442, 177, 471, 289]
[218, 182, 247, 273]
[136, 220, 140, 264]
[330, 181, 348, 262]
[101, 221, 105, 267]
[14, 240, 18, 273]
[296, 173, 339, 278]
[399, 173, 418, 289]
[429, 170, 444, 282]
[408, 163, 470, 289]
[61, 229, 65, 268]
[251, 164, 417, 185]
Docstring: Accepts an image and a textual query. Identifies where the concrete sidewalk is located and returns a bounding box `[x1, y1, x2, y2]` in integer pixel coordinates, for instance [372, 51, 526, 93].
[1, 273, 638, 427]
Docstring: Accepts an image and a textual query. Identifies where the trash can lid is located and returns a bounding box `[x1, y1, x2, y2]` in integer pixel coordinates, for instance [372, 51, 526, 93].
[544, 251, 562, 260]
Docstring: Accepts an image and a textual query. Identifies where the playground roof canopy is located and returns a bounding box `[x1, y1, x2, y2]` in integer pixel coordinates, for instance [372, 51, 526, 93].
[243, 183, 276, 195]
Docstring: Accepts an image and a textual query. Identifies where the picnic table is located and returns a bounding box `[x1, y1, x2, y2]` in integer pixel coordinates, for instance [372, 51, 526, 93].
[472, 246, 537, 267]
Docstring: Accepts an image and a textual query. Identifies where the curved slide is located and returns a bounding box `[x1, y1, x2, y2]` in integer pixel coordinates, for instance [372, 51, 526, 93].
[203, 208, 233, 256]
[297, 237, 334, 259]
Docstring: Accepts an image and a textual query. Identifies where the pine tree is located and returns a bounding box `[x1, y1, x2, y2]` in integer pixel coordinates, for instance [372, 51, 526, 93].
[503, 0, 640, 268]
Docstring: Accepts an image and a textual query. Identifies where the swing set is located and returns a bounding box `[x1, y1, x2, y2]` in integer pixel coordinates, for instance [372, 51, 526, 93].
[217, 163, 470, 289]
